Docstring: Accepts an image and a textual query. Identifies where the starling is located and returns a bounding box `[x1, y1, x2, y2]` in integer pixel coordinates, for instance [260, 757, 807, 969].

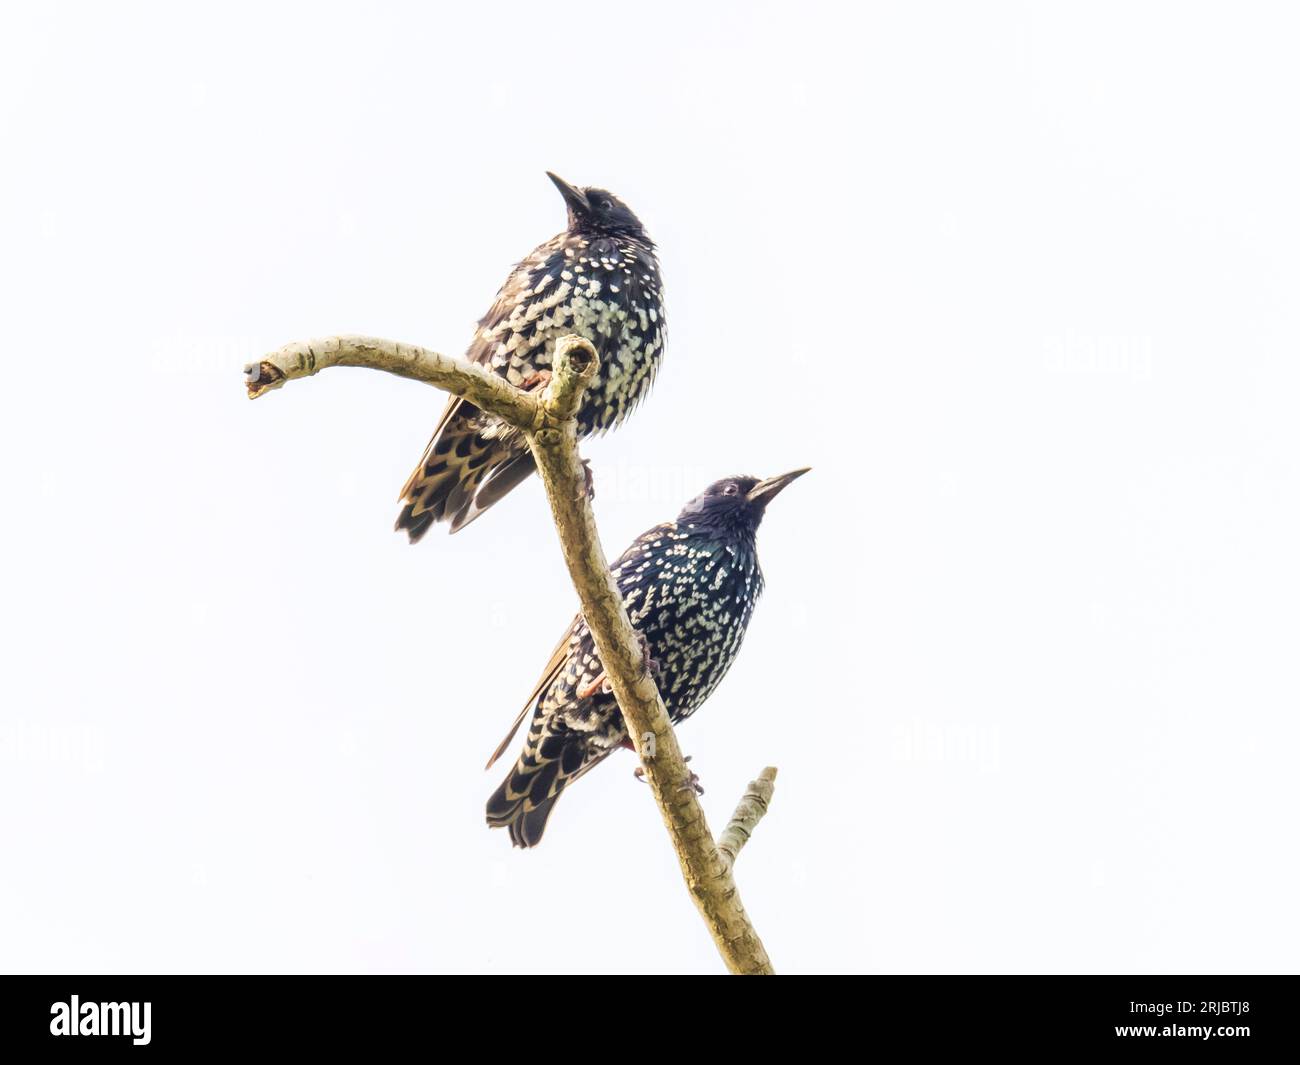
[486, 469, 809, 847]
[396, 172, 665, 538]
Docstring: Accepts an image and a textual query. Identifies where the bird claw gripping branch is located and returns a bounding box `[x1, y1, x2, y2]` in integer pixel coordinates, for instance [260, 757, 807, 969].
[519, 369, 553, 392]
[634, 757, 704, 795]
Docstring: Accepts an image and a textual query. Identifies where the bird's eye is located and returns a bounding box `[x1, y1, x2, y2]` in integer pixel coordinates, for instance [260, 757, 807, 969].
[602, 200, 614, 212]
[723, 484, 739, 496]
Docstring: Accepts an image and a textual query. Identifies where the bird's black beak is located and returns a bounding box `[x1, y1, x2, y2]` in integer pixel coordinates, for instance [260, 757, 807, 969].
[747, 467, 811, 507]
[546, 171, 590, 215]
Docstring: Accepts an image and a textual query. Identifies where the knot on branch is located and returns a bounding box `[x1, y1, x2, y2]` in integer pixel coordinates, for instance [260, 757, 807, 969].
[244, 360, 285, 399]
[540, 335, 600, 422]
[554, 333, 598, 378]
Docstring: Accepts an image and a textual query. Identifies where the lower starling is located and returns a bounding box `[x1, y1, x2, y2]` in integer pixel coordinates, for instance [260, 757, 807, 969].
[395, 172, 665, 538]
[486, 469, 809, 847]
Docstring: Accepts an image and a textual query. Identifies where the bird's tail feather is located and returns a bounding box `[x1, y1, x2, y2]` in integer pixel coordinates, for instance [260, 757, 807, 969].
[487, 716, 598, 848]
[506, 797, 558, 849]
[395, 400, 533, 541]
[448, 450, 537, 534]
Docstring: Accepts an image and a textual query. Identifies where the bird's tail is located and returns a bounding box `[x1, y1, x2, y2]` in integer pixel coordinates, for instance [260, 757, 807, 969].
[395, 398, 536, 540]
[486, 715, 598, 848]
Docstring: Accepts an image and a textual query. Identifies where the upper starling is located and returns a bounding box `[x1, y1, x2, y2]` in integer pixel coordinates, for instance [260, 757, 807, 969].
[485, 469, 809, 847]
[395, 173, 665, 538]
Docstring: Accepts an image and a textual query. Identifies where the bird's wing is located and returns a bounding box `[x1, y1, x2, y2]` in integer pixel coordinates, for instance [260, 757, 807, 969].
[408, 235, 565, 485]
[464, 233, 567, 366]
[406, 232, 564, 479]
[484, 522, 678, 769]
[484, 618, 580, 770]
[396, 390, 475, 503]
[447, 449, 537, 534]
[402, 259, 525, 492]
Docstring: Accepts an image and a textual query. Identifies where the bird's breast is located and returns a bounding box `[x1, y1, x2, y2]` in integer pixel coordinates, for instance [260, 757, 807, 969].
[476, 235, 664, 434]
[617, 538, 760, 720]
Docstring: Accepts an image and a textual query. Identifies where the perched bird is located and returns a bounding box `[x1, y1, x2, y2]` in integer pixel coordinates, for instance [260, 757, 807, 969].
[486, 469, 809, 847]
[396, 173, 665, 538]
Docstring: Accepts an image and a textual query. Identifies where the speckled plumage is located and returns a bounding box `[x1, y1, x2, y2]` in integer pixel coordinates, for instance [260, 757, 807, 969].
[396, 173, 665, 539]
[486, 470, 809, 847]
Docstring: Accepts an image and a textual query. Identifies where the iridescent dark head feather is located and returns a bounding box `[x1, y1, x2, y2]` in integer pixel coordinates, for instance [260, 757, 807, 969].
[546, 171, 648, 240]
[677, 469, 811, 537]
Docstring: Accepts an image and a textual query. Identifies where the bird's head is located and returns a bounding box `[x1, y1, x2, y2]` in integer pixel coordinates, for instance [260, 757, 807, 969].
[677, 469, 810, 537]
[547, 172, 647, 239]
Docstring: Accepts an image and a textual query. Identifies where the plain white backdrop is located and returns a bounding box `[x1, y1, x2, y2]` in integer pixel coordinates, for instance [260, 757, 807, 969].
[2, 1, 1297, 974]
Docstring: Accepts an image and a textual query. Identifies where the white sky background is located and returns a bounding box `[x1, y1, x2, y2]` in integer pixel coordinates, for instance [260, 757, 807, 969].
[1, 1, 1297, 974]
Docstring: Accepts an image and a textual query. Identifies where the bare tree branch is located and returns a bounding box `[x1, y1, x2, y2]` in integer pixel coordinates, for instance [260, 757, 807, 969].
[246, 332, 777, 975]
[245, 335, 541, 428]
[717, 767, 778, 873]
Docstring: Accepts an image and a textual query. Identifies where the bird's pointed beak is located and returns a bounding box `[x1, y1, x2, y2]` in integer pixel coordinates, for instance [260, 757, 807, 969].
[546, 171, 590, 215]
[747, 467, 811, 506]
